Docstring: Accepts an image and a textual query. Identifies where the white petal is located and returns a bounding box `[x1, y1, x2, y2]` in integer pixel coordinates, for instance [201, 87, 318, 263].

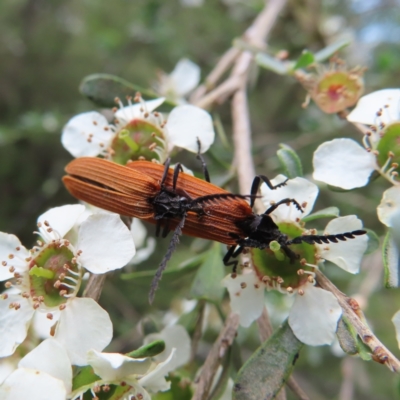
[170, 59, 201, 97]
[0, 233, 29, 281]
[115, 98, 165, 124]
[317, 216, 367, 274]
[138, 349, 176, 393]
[144, 325, 191, 371]
[0, 357, 18, 385]
[222, 272, 264, 327]
[313, 139, 377, 189]
[32, 309, 60, 339]
[165, 105, 215, 153]
[38, 204, 86, 239]
[87, 349, 152, 381]
[377, 186, 400, 228]
[289, 284, 342, 346]
[347, 89, 400, 125]
[0, 295, 34, 357]
[61, 111, 114, 158]
[260, 175, 318, 221]
[392, 310, 400, 348]
[19, 338, 72, 393]
[54, 298, 112, 366]
[0, 368, 67, 400]
[130, 218, 147, 248]
[77, 213, 135, 273]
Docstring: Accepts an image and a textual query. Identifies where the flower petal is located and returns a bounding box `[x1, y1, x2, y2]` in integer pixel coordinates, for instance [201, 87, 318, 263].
[313, 138, 377, 189]
[0, 356, 18, 385]
[0, 368, 67, 400]
[0, 295, 34, 357]
[77, 213, 135, 273]
[38, 204, 86, 240]
[138, 349, 176, 393]
[32, 309, 61, 339]
[170, 59, 201, 97]
[87, 349, 152, 381]
[222, 271, 264, 327]
[144, 325, 191, 371]
[317, 215, 368, 274]
[260, 175, 318, 221]
[115, 98, 165, 124]
[378, 186, 400, 228]
[0, 233, 29, 281]
[54, 298, 112, 366]
[347, 89, 400, 126]
[392, 310, 400, 348]
[19, 338, 72, 393]
[165, 105, 215, 153]
[61, 111, 114, 158]
[289, 284, 342, 346]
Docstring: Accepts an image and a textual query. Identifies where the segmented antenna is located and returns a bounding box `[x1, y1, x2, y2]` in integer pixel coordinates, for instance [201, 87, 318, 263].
[287, 229, 367, 245]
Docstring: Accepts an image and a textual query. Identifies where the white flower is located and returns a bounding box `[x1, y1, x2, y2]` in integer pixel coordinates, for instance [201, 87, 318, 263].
[155, 58, 201, 103]
[0, 205, 134, 363]
[223, 175, 367, 346]
[0, 338, 72, 400]
[347, 89, 400, 126]
[129, 219, 156, 265]
[71, 347, 179, 400]
[61, 94, 214, 162]
[313, 138, 378, 189]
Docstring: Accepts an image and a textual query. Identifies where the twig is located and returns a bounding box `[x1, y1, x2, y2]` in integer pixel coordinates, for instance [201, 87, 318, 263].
[190, 47, 241, 103]
[83, 273, 107, 302]
[316, 269, 400, 373]
[192, 313, 240, 400]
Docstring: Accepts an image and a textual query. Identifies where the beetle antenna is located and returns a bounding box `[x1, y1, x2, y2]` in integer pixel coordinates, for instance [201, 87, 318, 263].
[149, 214, 186, 304]
[263, 198, 303, 215]
[287, 229, 367, 245]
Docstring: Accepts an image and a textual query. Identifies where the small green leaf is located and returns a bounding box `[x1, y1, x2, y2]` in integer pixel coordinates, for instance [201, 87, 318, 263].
[189, 243, 225, 302]
[302, 207, 340, 223]
[255, 53, 289, 75]
[72, 365, 100, 391]
[364, 229, 379, 255]
[293, 50, 315, 70]
[277, 144, 303, 178]
[233, 320, 303, 400]
[336, 318, 358, 355]
[314, 38, 351, 63]
[126, 340, 165, 358]
[383, 230, 400, 288]
[79, 73, 176, 111]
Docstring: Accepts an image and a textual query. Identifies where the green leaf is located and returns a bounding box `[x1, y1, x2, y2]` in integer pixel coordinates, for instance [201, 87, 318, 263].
[72, 365, 100, 391]
[120, 253, 205, 281]
[233, 320, 303, 400]
[277, 144, 303, 178]
[189, 243, 225, 302]
[302, 207, 340, 223]
[383, 230, 400, 288]
[255, 53, 289, 75]
[364, 229, 379, 255]
[293, 50, 315, 70]
[126, 340, 165, 358]
[79, 73, 176, 111]
[314, 38, 351, 63]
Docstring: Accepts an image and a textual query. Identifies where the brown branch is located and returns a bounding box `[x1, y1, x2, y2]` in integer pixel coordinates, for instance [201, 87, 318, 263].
[83, 273, 107, 302]
[192, 313, 240, 400]
[316, 270, 400, 373]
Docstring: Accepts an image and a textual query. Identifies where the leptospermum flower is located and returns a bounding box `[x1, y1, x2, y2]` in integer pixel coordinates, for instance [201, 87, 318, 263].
[71, 325, 191, 400]
[154, 58, 201, 104]
[61, 95, 214, 165]
[0, 338, 72, 400]
[313, 89, 400, 189]
[223, 175, 368, 346]
[0, 204, 135, 364]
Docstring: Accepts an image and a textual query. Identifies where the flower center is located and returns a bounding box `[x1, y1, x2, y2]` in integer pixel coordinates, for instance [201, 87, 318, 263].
[29, 243, 80, 308]
[251, 222, 317, 291]
[376, 122, 400, 176]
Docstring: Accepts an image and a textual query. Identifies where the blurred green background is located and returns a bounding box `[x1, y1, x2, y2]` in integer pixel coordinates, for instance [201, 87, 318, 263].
[1, 0, 400, 398]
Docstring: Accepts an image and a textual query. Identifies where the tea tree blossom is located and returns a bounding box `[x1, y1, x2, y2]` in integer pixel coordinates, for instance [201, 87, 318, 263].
[0, 204, 135, 364]
[154, 58, 201, 103]
[313, 89, 400, 189]
[61, 95, 215, 164]
[223, 175, 368, 346]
